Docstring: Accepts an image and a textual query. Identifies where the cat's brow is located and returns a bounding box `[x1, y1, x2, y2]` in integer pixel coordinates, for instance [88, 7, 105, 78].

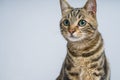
[67, 9, 81, 18]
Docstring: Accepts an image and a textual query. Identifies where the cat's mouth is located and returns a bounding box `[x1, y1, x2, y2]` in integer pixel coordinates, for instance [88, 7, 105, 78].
[67, 35, 80, 42]
[70, 34, 77, 38]
[66, 33, 85, 42]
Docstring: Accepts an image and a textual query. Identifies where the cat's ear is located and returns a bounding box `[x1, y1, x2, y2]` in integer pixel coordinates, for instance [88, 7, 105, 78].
[84, 0, 97, 15]
[60, 0, 73, 15]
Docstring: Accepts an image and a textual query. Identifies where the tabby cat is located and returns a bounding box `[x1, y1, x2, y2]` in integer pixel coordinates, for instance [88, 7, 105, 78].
[56, 0, 110, 80]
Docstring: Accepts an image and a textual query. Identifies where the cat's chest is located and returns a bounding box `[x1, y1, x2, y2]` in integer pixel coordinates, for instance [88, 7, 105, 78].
[71, 56, 90, 68]
[67, 57, 94, 79]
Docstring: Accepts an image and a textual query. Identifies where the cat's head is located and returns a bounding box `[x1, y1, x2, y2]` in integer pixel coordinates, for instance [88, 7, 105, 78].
[60, 0, 98, 42]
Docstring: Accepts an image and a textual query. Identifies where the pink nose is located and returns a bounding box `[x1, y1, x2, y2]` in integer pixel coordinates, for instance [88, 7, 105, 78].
[68, 29, 75, 34]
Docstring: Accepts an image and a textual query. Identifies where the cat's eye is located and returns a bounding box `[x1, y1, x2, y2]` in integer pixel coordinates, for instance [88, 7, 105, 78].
[63, 19, 70, 26]
[78, 20, 87, 27]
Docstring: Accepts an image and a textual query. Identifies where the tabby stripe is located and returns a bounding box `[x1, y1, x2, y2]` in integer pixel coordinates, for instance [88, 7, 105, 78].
[93, 72, 103, 76]
[81, 41, 103, 57]
[103, 57, 108, 78]
[82, 33, 100, 52]
[91, 51, 104, 62]
[66, 57, 71, 64]
[67, 9, 81, 18]
[67, 13, 71, 18]
[63, 73, 70, 80]
[65, 55, 74, 70]
[69, 72, 79, 76]
[72, 10, 77, 17]
[78, 14, 82, 19]
[67, 48, 79, 57]
[90, 63, 98, 69]
[75, 10, 80, 17]
[67, 54, 74, 62]
[88, 23, 96, 30]
[72, 9, 79, 17]
[100, 75, 106, 80]
[65, 63, 73, 71]
[71, 10, 74, 16]
[97, 67, 103, 71]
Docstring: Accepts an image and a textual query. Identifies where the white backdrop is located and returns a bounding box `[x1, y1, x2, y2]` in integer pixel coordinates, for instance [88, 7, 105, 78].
[0, 0, 120, 80]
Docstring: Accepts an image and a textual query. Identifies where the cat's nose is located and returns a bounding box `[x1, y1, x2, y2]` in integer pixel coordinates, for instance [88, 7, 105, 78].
[68, 28, 76, 34]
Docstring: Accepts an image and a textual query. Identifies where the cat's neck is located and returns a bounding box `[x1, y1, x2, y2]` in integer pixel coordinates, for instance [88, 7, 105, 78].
[67, 31, 103, 57]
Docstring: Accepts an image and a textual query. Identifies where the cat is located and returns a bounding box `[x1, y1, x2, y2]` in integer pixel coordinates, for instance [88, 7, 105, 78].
[56, 0, 110, 80]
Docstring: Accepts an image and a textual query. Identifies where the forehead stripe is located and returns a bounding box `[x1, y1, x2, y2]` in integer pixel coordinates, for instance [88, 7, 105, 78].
[75, 9, 80, 17]
[67, 9, 81, 18]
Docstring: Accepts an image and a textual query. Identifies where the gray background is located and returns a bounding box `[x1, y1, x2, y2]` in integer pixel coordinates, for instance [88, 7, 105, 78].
[0, 0, 119, 80]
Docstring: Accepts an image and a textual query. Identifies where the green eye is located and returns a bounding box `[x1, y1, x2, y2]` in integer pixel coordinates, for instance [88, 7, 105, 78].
[63, 19, 70, 26]
[78, 20, 87, 27]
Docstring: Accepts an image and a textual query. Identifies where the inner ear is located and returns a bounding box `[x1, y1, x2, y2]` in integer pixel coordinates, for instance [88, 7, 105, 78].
[84, 0, 97, 14]
[60, 0, 73, 15]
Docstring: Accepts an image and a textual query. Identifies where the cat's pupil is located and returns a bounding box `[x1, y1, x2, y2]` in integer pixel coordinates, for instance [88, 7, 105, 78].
[78, 20, 87, 27]
[63, 19, 70, 26]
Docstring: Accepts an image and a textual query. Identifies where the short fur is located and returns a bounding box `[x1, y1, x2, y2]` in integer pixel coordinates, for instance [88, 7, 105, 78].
[57, 0, 110, 80]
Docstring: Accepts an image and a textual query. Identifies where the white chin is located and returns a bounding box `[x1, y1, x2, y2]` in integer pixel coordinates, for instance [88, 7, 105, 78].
[67, 37, 82, 42]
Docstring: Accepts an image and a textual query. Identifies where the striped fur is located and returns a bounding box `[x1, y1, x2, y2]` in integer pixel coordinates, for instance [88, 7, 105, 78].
[57, 0, 110, 80]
